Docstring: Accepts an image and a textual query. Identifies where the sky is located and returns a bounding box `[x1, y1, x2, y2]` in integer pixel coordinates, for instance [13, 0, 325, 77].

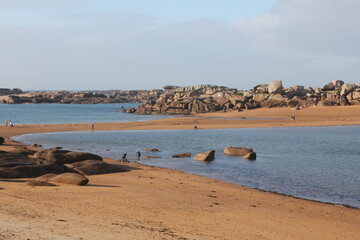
[0, 0, 359, 90]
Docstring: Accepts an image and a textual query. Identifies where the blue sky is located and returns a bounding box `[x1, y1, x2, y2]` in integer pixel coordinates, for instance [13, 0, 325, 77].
[0, 0, 359, 90]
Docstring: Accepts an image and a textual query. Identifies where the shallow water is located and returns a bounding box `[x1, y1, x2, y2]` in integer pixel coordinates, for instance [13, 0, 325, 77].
[13, 126, 360, 208]
[0, 103, 174, 125]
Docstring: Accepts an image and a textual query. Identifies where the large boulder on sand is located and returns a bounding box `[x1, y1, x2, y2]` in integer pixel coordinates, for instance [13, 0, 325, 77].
[268, 80, 283, 94]
[49, 173, 89, 186]
[64, 160, 108, 175]
[36, 173, 59, 181]
[64, 160, 128, 175]
[34, 149, 102, 164]
[0, 165, 48, 178]
[65, 152, 103, 162]
[33, 149, 70, 163]
[194, 150, 215, 161]
[0, 137, 4, 145]
[224, 147, 253, 156]
[41, 163, 64, 174]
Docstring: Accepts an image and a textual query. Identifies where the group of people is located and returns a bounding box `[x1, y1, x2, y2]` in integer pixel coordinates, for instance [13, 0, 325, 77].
[4, 120, 14, 127]
[121, 151, 141, 163]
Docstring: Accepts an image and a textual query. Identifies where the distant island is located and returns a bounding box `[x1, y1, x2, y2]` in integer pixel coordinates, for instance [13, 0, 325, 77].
[1, 80, 360, 115]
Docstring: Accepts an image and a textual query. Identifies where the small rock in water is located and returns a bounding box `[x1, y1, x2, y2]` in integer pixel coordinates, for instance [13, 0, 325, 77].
[144, 148, 161, 152]
[194, 150, 215, 161]
[172, 153, 191, 158]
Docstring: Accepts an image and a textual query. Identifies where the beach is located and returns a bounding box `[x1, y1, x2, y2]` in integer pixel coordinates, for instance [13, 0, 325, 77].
[1, 105, 360, 240]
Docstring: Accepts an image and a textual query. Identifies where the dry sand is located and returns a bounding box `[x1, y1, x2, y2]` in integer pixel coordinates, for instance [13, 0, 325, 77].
[1, 105, 360, 240]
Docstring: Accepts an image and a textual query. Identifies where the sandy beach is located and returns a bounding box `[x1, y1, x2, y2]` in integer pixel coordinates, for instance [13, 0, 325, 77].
[1, 106, 360, 240]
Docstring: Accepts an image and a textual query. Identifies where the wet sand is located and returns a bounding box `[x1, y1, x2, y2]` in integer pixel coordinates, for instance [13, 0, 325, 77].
[1, 105, 360, 240]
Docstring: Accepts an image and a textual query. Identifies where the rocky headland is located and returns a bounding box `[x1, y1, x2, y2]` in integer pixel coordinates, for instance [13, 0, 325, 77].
[127, 80, 360, 115]
[0, 89, 166, 104]
[2, 81, 360, 115]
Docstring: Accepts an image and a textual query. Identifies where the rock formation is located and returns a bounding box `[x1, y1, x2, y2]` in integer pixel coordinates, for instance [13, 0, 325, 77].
[0, 89, 165, 104]
[48, 173, 89, 186]
[127, 80, 360, 115]
[224, 147, 257, 160]
[224, 147, 253, 156]
[194, 150, 215, 161]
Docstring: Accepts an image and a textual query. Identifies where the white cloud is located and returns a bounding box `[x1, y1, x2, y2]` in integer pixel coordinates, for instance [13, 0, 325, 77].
[237, 0, 360, 58]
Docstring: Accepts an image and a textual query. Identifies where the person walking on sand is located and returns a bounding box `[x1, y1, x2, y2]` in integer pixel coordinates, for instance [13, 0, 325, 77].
[136, 151, 141, 161]
[5, 120, 8, 127]
[91, 123, 95, 130]
[9, 120, 13, 127]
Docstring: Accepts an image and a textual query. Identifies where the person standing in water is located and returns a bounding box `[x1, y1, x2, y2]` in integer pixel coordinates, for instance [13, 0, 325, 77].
[136, 151, 141, 161]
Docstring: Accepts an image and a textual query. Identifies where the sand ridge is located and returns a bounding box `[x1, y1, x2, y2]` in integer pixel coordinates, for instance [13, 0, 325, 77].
[0, 106, 360, 240]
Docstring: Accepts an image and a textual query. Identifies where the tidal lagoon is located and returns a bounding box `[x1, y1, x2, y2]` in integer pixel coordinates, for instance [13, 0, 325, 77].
[13, 125, 360, 208]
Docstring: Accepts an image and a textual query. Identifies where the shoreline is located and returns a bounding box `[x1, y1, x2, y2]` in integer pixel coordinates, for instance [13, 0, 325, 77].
[1, 106, 360, 239]
[9, 125, 360, 210]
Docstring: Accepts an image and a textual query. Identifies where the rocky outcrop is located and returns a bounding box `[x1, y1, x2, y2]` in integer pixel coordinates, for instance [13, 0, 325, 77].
[34, 149, 103, 164]
[0, 89, 165, 104]
[0, 165, 48, 178]
[127, 80, 360, 115]
[64, 160, 127, 175]
[0, 145, 130, 181]
[194, 150, 215, 161]
[49, 173, 89, 186]
[11, 147, 36, 156]
[0, 137, 4, 145]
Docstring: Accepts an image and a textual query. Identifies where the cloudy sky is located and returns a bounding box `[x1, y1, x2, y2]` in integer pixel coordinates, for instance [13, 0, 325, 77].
[0, 0, 359, 90]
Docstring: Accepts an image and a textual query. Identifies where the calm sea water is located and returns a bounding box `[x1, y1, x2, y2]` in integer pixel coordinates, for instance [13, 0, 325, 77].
[0, 103, 174, 125]
[13, 126, 360, 208]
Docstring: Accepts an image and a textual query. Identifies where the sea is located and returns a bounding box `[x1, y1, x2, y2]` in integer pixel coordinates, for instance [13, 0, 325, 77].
[3, 104, 360, 208]
[0, 103, 174, 125]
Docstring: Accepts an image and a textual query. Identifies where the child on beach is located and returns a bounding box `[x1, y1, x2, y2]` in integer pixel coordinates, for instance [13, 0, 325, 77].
[122, 153, 128, 162]
[9, 121, 13, 127]
[5, 120, 8, 126]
